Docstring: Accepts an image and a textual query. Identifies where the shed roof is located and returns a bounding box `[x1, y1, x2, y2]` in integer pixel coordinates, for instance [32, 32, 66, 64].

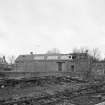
[15, 53, 88, 62]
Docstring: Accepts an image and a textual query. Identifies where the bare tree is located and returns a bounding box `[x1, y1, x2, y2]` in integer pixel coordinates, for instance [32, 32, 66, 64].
[73, 47, 88, 53]
[72, 48, 80, 53]
[73, 47, 101, 60]
[89, 48, 101, 61]
[93, 48, 100, 59]
[80, 47, 88, 53]
[46, 48, 60, 54]
[8, 56, 16, 64]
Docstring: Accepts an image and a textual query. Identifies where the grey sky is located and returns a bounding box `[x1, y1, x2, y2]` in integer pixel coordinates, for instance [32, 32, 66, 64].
[0, 0, 105, 57]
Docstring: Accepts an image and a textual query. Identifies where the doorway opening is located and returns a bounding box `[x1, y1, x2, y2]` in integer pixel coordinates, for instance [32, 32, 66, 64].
[71, 65, 74, 71]
[57, 62, 65, 72]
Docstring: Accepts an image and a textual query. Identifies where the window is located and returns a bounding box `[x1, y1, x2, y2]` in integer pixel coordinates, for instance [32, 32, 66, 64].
[60, 55, 69, 59]
[69, 55, 72, 59]
[47, 56, 58, 60]
[34, 56, 44, 60]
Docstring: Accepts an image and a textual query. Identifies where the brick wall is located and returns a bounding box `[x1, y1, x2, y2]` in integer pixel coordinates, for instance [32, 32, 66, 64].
[14, 60, 69, 72]
[91, 62, 105, 79]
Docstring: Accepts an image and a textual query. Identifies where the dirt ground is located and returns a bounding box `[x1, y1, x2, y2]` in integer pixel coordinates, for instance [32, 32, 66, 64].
[0, 76, 105, 105]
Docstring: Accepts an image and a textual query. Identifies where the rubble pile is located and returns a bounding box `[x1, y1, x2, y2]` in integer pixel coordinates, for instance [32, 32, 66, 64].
[0, 76, 105, 105]
[0, 76, 87, 88]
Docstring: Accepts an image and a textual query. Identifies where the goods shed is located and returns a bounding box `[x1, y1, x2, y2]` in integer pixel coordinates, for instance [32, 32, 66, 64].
[14, 53, 90, 75]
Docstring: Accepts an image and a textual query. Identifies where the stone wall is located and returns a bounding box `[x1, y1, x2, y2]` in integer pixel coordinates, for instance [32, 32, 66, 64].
[13, 60, 68, 72]
[91, 62, 105, 79]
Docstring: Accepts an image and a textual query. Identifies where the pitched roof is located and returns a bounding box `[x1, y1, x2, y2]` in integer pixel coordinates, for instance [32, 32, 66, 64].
[15, 53, 88, 62]
[15, 53, 66, 61]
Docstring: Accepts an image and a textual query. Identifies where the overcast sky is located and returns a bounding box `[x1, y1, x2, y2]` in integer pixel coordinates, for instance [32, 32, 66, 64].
[0, 0, 105, 57]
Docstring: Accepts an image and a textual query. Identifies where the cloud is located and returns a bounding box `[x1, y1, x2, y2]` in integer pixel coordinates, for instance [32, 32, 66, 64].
[0, 0, 104, 57]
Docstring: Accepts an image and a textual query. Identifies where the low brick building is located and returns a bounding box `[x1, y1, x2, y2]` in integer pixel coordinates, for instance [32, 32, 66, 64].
[13, 53, 91, 78]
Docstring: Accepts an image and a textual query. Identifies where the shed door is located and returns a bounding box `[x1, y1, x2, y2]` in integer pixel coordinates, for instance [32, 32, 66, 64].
[57, 62, 65, 72]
